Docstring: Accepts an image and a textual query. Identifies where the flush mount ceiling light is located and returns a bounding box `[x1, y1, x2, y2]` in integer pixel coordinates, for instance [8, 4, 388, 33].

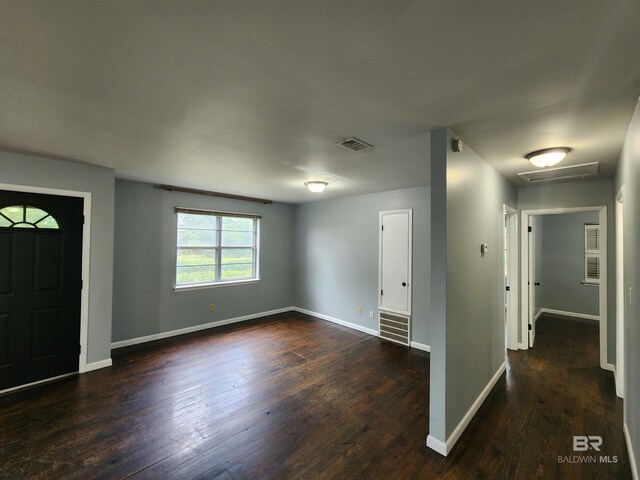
[525, 147, 571, 168]
[304, 181, 328, 193]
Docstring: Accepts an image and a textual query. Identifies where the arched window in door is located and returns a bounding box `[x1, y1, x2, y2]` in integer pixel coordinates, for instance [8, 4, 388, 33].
[0, 205, 60, 229]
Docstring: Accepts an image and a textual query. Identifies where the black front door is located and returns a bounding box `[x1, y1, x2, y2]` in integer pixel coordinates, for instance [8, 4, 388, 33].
[0, 190, 83, 390]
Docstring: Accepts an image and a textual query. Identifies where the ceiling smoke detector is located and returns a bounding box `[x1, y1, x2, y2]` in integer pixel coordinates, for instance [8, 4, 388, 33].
[338, 137, 373, 152]
[518, 162, 599, 183]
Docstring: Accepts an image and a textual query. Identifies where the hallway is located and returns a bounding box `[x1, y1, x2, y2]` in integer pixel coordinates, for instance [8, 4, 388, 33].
[448, 313, 630, 479]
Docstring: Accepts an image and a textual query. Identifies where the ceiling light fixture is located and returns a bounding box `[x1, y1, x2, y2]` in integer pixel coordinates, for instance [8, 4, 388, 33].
[305, 181, 328, 193]
[525, 147, 571, 168]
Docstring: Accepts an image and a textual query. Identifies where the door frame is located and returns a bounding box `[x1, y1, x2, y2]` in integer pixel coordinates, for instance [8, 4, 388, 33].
[0, 182, 92, 374]
[615, 187, 624, 398]
[504, 205, 519, 351]
[378, 209, 413, 316]
[520, 206, 610, 370]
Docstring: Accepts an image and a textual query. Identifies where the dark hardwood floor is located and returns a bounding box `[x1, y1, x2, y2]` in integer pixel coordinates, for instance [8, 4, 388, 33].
[0, 312, 630, 479]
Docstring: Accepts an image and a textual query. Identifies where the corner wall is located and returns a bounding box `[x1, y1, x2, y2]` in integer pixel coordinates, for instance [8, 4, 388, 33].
[0, 150, 114, 364]
[537, 212, 600, 317]
[428, 128, 517, 454]
[111, 179, 296, 343]
[293, 186, 430, 346]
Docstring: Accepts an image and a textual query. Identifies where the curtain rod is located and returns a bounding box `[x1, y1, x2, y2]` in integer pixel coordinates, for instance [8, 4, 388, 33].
[157, 184, 273, 204]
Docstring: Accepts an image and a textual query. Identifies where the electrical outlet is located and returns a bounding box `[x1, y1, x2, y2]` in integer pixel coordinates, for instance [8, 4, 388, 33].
[357, 306, 362, 315]
[209, 304, 215, 312]
[369, 311, 374, 319]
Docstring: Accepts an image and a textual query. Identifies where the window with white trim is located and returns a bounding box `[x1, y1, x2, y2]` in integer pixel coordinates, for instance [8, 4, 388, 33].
[175, 208, 259, 287]
[584, 223, 600, 284]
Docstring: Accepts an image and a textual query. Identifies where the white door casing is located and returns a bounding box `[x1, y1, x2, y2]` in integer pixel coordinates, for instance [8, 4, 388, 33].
[615, 187, 624, 398]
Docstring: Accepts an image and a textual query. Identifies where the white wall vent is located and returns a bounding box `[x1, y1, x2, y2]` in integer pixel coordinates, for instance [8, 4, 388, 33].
[379, 310, 410, 346]
[518, 162, 599, 183]
[339, 137, 373, 151]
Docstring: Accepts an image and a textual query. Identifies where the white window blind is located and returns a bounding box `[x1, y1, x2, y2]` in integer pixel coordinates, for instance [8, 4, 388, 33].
[584, 224, 600, 284]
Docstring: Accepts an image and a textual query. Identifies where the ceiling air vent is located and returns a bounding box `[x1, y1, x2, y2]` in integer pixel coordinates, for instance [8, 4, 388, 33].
[338, 137, 373, 152]
[518, 162, 599, 183]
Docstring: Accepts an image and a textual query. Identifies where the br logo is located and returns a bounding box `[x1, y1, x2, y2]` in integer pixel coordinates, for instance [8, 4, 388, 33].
[573, 436, 602, 452]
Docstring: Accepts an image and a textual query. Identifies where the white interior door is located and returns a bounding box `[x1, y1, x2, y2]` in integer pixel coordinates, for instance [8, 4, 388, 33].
[504, 206, 519, 351]
[379, 210, 412, 315]
[528, 216, 536, 348]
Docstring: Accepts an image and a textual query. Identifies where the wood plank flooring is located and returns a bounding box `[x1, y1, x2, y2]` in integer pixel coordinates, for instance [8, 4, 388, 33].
[0, 311, 630, 479]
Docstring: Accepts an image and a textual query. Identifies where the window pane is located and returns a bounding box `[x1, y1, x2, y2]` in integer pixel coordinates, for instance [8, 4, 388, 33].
[0, 217, 10, 227]
[13, 223, 35, 229]
[177, 213, 217, 229]
[221, 248, 253, 264]
[177, 265, 216, 285]
[1, 206, 24, 223]
[221, 230, 254, 247]
[177, 248, 217, 266]
[177, 229, 217, 247]
[221, 217, 254, 231]
[25, 207, 49, 224]
[37, 215, 59, 229]
[221, 263, 253, 280]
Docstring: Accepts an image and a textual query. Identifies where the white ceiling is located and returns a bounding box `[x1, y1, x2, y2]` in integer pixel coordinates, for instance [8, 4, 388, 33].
[1, 1, 639, 203]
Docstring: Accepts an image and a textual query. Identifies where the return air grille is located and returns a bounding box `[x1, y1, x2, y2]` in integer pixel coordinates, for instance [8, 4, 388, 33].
[339, 137, 373, 151]
[518, 162, 599, 183]
[379, 310, 410, 346]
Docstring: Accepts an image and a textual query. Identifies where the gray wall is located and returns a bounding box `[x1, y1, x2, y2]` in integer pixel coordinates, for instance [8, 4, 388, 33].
[536, 212, 599, 316]
[429, 128, 517, 445]
[112, 179, 296, 342]
[294, 185, 430, 346]
[614, 98, 639, 479]
[518, 179, 616, 364]
[0, 150, 114, 364]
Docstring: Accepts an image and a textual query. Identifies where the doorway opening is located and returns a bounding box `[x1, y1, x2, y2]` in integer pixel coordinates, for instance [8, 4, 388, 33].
[520, 206, 610, 371]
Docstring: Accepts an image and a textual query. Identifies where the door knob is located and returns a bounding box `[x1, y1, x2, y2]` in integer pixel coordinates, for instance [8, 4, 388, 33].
[402, 282, 407, 287]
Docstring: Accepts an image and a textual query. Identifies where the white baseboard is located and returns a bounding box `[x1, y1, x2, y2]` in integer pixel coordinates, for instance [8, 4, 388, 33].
[427, 362, 506, 457]
[85, 358, 113, 372]
[426, 434, 447, 456]
[111, 307, 295, 349]
[624, 423, 639, 480]
[0, 372, 77, 396]
[539, 308, 600, 322]
[535, 309, 543, 321]
[410, 341, 431, 352]
[292, 307, 379, 337]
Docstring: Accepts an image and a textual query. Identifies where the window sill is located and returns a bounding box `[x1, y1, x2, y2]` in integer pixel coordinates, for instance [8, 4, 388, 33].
[581, 281, 600, 287]
[174, 279, 260, 292]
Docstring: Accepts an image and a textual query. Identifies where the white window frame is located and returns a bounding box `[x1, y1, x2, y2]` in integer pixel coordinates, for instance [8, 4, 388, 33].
[174, 207, 260, 291]
[584, 223, 600, 285]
